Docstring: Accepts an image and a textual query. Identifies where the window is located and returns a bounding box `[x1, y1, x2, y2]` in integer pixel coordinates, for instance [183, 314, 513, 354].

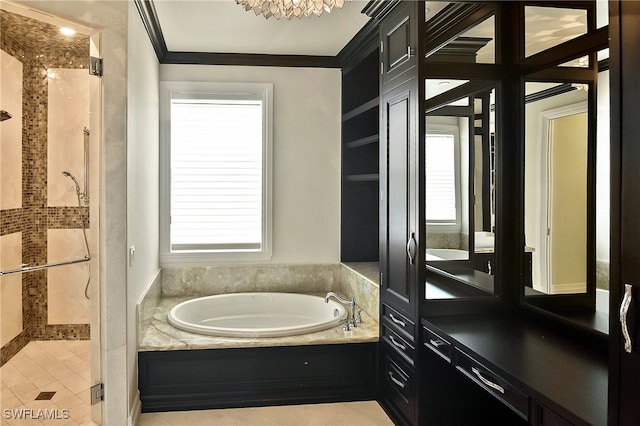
[160, 82, 273, 263]
[425, 128, 461, 227]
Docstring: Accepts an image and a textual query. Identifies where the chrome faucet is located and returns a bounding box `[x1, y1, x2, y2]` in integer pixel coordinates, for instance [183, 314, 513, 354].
[324, 292, 362, 330]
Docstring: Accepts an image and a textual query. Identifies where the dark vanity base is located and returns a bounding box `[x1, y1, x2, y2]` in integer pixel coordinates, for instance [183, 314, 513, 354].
[138, 343, 378, 412]
[422, 312, 608, 426]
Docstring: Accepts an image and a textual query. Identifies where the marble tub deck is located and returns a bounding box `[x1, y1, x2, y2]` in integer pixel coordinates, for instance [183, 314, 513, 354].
[139, 295, 379, 351]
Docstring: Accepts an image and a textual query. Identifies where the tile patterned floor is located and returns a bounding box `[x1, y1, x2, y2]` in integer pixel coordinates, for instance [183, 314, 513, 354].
[138, 401, 394, 426]
[0, 341, 95, 426]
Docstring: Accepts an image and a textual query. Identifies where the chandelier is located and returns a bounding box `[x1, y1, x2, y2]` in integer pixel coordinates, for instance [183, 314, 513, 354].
[235, 0, 349, 20]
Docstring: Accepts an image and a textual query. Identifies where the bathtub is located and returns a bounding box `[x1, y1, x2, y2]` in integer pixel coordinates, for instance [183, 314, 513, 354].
[168, 292, 347, 337]
[426, 248, 469, 261]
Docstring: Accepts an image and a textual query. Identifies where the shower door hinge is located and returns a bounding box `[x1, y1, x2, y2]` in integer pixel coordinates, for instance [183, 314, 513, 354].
[90, 383, 104, 405]
[89, 56, 103, 77]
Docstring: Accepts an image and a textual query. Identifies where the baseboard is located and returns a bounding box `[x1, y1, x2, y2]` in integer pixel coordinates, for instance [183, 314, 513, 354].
[550, 282, 586, 294]
[128, 390, 141, 426]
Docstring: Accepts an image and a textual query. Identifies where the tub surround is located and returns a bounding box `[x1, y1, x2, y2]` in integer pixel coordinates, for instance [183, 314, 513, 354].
[140, 296, 377, 351]
[138, 263, 380, 412]
[340, 262, 379, 323]
[160, 264, 341, 297]
[138, 262, 380, 350]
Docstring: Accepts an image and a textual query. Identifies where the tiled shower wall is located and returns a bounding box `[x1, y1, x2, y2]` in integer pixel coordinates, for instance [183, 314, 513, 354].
[0, 10, 90, 365]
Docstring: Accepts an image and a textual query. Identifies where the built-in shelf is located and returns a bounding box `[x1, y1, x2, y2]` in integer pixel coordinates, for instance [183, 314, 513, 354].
[346, 134, 379, 149]
[342, 97, 379, 122]
[346, 174, 380, 182]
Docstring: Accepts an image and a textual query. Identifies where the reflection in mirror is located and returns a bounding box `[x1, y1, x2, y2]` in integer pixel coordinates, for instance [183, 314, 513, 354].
[595, 67, 610, 314]
[425, 3, 495, 64]
[425, 83, 496, 294]
[425, 115, 470, 263]
[524, 82, 590, 295]
[524, 6, 588, 57]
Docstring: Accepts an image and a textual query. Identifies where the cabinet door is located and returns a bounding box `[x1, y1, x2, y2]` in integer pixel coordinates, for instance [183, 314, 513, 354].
[380, 79, 418, 318]
[610, 2, 640, 425]
[380, 2, 418, 88]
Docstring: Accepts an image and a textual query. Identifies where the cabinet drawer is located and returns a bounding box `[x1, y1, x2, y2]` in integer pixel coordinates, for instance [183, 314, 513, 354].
[382, 304, 415, 340]
[536, 403, 573, 426]
[381, 351, 416, 424]
[422, 326, 452, 363]
[382, 325, 415, 365]
[455, 349, 529, 420]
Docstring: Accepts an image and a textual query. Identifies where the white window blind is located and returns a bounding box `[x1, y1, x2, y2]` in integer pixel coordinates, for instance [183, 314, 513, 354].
[170, 96, 263, 252]
[425, 133, 458, 223]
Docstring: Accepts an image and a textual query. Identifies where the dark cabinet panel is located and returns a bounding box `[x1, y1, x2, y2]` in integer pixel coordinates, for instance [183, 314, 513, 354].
[610, 1, 640, 425]
[380, 2, 417, 88]
[380, 80, 418, 316]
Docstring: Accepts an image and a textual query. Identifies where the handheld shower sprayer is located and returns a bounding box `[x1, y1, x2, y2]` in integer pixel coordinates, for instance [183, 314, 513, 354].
[62, 171, 81, 195]
[61, 170, 91, 299]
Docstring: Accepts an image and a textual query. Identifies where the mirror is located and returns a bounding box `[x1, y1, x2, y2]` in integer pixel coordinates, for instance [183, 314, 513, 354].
[524, 82, 590, 295]
[422, 2, 497, 299]
[425, 83, 496, 295]
[523, 55, 610, 333]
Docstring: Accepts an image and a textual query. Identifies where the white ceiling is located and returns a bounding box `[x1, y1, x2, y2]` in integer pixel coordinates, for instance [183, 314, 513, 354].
[153, 0, 371, 56]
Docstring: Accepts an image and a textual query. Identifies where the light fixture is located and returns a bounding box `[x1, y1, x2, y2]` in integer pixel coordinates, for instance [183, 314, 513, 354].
[235, 0, 350, 20]
[59, 27, 76, 36]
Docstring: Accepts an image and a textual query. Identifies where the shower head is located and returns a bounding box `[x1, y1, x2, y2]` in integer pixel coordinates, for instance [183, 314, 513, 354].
[62, 171, 81, 195]
[0, 110, 12, 122]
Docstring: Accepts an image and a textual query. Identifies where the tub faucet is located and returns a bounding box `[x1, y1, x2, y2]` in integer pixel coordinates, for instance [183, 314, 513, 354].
[324, 292, 362, 330]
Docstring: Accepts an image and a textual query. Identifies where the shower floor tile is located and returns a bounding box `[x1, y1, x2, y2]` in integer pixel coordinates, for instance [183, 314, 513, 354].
[0, 341, 94, 425]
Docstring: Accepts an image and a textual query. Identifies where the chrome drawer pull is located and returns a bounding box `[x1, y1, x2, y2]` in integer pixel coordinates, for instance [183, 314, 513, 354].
[388, 371, 405, 389]
[471, 367, 505, 394]
[389, 313, 406, 327]
[389, 335, 406, 351]
[429, 339, 446, 348]
[620, 284, 633, 353]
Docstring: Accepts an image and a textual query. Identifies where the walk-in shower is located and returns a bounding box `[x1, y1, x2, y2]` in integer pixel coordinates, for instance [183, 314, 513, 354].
[1, 6, 93, 366]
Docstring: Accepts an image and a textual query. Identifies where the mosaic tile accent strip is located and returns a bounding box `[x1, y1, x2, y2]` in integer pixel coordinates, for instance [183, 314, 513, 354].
[0, 209, 24, 236]
[0, 328, 30, 366]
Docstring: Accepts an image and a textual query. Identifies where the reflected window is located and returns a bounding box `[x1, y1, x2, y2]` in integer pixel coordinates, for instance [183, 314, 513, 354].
[426, 130, 459, 225]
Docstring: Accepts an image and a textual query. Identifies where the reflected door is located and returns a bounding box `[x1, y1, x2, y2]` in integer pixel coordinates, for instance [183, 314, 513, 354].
[547, 111, 588, 294]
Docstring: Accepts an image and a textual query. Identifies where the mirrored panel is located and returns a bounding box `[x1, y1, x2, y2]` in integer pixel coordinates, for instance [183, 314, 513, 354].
[595, 66, 610, 315]
[425, 3, 496, 64]
[425, 80, 496, 296]
[524, 6, 588, 58]
[524, 81, 590, 295]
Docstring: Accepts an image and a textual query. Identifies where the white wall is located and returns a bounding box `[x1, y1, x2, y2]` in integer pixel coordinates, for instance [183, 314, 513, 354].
[127, 2, 160, 420]
[160, 64, 342, 264]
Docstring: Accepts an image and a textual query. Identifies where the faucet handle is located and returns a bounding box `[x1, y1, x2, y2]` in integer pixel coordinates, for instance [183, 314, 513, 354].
[338, 317, 351, 331]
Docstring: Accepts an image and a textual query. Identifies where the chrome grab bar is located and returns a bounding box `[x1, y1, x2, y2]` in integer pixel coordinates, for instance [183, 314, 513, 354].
[0, 256, 90, 276]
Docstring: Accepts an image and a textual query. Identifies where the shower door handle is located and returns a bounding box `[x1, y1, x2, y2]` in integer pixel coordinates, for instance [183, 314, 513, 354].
[620, 284, 633, 353]
[406, 232, 417, 266]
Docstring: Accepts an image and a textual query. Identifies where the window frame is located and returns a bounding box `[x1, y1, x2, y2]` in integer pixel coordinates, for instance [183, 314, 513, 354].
[425, 123, 463, 232]
[160, 81, 273, 264]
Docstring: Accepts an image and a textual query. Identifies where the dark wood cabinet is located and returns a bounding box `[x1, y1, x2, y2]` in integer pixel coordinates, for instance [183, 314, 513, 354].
[609, 1, 640, 425]
[340, 1, 639, 425]
[380, 79, 419, 316]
